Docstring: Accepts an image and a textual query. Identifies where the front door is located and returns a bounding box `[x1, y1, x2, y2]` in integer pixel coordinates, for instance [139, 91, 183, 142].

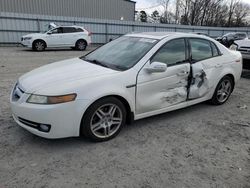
[136, 38, 190, 115]
[46, 27, 64, 47]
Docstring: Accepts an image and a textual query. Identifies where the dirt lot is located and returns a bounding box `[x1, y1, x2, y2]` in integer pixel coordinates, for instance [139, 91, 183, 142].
[0, 47, 250, 188]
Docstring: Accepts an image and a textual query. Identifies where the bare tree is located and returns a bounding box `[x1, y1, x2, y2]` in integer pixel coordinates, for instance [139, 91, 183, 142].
[158, 0, 171, 23]
[227, 0, 240, 26]
[147, 0, 250, 26]
[234, 3, 250, 26]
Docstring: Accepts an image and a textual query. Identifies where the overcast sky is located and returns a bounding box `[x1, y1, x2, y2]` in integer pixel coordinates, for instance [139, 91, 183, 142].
[134, 0, 250, 14]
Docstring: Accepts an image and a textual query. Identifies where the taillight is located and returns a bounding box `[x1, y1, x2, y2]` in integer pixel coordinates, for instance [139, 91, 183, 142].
[85, 29, 92, 36]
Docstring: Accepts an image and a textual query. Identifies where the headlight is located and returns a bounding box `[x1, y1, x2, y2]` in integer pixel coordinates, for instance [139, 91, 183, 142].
[27, 94, 77, 104]
[230, 44, 238, 51]
[23, 37, 32, 40]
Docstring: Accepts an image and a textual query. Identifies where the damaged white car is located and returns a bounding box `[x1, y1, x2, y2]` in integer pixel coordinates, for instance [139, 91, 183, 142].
[11, 32, 242, 142]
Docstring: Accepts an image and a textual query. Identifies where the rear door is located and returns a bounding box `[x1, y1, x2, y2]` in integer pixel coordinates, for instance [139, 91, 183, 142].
[62, 27, 77, 46]
[136, 38, 190, 114]
[188, 38, 224, 99]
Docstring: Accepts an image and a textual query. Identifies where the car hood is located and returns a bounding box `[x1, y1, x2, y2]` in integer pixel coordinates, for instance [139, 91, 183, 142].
[234, 39, 250, 47]
[19, 58, 119, 93]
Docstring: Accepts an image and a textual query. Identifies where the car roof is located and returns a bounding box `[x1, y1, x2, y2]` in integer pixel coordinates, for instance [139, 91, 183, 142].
[126, 32, 212, 40]
[57, 25, 84, 29]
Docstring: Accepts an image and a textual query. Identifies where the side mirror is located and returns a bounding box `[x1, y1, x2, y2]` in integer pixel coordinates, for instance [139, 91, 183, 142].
[47, 31, 52, 35]
[145, 62, 167, 73]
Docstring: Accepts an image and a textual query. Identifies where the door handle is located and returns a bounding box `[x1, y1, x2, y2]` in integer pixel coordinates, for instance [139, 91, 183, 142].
[215, 64, 222, 68]
[177, 71, 189, 76]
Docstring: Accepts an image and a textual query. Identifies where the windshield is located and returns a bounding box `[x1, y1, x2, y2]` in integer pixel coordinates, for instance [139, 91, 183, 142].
[81, 36, 158, 71]
[236, 33, 247, 39]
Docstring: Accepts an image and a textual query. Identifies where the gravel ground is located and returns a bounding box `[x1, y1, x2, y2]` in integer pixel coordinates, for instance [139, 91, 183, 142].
[0, 47, 250, 188]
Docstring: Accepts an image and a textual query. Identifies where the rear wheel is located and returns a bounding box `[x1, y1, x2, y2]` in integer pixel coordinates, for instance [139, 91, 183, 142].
[33, 40, 46, 51]
[81, 97, 126, 142]
[75, 39, 87, 51]
[210, 76, 234, 105]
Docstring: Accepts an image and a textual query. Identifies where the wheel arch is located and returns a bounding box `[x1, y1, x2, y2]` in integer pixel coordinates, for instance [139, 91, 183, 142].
[79, 95, 134, 136]
[217, 73, 235, 92]
[224, 73, 235, 90]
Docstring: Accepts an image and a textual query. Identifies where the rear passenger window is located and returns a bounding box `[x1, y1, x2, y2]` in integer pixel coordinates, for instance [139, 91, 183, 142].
[63, 27, 77, 33]
[76, 28, 84, 32]
[211, 42, 220, 56]
[190, 39, 212, 61]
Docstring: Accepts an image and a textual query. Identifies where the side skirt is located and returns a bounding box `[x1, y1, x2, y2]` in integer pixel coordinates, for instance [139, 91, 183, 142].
[134, 94, 211, 121]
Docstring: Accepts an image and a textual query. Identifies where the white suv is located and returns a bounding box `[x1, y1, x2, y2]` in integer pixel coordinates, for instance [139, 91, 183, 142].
[21, 26, 91, 51]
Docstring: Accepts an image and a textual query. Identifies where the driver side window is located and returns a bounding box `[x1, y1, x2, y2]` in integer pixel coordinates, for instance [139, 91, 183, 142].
[151, 38, 186, 66]
[50, 27, 63, 34]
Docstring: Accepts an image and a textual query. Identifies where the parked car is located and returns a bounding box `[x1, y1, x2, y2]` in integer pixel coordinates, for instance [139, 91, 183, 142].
[21, 25, 92, 51]
[230, 39, 250, 60]
[192, 32, 210, 37]
[11, 32, 242, 142]
[230, 39, 250, 69]
[216, 32, 248, 48]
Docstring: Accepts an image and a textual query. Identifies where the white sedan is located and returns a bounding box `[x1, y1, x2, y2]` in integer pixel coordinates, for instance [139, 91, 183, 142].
[11, 32, 242, 142]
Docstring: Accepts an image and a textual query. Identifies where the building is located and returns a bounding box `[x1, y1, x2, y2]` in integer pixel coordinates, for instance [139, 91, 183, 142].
[0, 0, 136, 21]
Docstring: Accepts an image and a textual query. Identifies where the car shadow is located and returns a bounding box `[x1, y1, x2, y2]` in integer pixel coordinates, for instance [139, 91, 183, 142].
[243, 60, 250, 70]
[22, 48, 76, 52]
[242, 69, 250, 79]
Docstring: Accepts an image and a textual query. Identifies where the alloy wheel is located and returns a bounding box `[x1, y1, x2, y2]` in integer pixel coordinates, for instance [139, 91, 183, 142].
[90, 104, 123, 139]
[35, 41, 45, 51]
[216, 79, 232, 103]
[78, 41, 86, 50]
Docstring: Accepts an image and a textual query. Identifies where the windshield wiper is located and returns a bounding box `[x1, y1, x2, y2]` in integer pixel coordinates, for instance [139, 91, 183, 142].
[82, 57, 126, 71]
[108, 64, 127, 71]
[84, 59, 109, 68]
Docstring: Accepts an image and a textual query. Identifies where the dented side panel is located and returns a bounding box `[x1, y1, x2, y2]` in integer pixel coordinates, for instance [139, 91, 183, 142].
[188, 56, 225, 99]
[136, 63, 190, 114]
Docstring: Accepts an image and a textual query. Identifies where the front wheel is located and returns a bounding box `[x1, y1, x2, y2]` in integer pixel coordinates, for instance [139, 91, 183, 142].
[33, 40, 46, 51]
[210, 76, 234, 105]
[81, 97, 126, 142]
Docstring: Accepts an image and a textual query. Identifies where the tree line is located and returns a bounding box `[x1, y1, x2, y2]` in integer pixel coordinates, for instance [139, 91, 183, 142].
[137, 0, 250, 27]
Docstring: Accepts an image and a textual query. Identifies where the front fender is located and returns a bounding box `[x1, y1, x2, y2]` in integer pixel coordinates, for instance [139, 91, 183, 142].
[78, 83, 136, 114]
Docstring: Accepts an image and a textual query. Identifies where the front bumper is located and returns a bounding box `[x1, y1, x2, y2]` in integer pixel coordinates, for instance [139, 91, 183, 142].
[10, 88, 90, 139]
[21, 40, 32, 48]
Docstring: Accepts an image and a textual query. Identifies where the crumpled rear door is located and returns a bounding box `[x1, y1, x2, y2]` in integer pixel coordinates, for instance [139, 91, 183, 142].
[188, 62, 209, 99]
[188, 56, 224, 100]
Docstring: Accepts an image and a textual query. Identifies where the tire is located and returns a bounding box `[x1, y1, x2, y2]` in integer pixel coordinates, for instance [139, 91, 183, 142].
[33, 40, 46, 51]
[71, 47, 76, 50]
[75, 39, 87, 51]
[81, 97, 127, 142]
[210, 76, 234, 105]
